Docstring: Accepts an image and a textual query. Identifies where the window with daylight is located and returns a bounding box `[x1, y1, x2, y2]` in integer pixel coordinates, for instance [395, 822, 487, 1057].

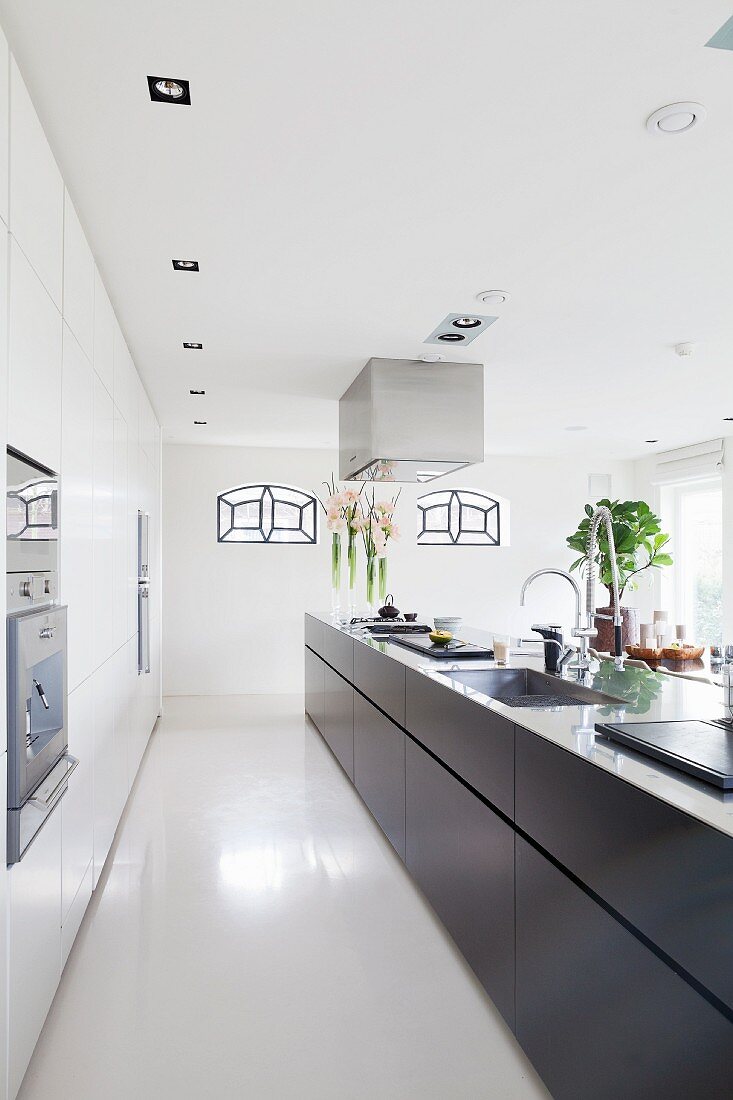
[217, 484, 318, 544]
[417, 488, 502, 546]
[660, 477, 722, 646]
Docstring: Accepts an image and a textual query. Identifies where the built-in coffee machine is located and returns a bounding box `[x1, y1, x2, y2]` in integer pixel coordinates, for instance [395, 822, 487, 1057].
[6, 448, 75, 865]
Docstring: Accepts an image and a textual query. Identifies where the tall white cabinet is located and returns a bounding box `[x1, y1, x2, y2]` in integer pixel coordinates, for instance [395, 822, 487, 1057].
[0, 31, 163, 1100]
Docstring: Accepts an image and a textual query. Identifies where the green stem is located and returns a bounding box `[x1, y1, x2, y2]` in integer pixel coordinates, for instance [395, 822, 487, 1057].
[348, 532, 357, 590]
[331, 532, 341, 590]
[378, 556, 388, 603]
[366, 554, 376, 609]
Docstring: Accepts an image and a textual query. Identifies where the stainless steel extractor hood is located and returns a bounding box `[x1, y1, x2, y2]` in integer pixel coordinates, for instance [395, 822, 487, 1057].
[339, 357, 484, 483]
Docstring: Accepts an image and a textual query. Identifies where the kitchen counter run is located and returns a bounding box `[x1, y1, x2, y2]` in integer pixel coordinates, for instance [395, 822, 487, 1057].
[308, 612, 733, 839]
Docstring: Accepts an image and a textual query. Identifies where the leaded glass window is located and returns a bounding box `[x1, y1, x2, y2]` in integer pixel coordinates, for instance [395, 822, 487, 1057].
[417, 488, 501, 546]
[217, 484, 318, 544]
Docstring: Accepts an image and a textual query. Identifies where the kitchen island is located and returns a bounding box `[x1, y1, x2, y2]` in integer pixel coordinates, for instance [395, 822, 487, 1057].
[305, 612, 733, 1100]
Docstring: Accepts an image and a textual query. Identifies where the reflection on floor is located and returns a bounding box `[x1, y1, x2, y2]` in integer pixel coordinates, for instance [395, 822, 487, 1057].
[19, 695, 548, 1099]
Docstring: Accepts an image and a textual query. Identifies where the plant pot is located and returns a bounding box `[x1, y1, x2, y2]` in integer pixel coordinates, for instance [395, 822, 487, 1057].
[593, 606, 640, 653]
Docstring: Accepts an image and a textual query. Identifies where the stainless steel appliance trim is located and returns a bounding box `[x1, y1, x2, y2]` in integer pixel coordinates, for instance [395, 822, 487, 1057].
[27, 754, 78, 809]
[138, 509, 150, 579]
[7, 604, 68, 807]
[8, 751, 77, 864]
[138, 583, 150, 674]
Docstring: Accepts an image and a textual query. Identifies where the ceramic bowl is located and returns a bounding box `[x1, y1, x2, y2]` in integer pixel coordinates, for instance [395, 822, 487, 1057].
[434, 617, 462, 635]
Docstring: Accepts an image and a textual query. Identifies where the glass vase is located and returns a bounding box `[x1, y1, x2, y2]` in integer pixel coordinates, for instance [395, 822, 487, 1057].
[366, 554, 376, 616]
[348, 533, 357, 620]
[330, 532, 341, 620]
[378, 556, 388, 603]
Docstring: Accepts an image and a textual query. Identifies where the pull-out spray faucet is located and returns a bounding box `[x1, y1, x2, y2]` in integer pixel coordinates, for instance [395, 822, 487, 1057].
[584, 506, 623, 660]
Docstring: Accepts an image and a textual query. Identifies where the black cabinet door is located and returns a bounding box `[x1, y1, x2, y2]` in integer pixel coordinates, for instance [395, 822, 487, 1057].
[304, 647, 325, 733]
[405, 668, 514, 816]
[353, 692, 405, 859]
[323, 665, 354, 779]
[405, 738, 515, 1027]
[516, 836, 733, 1100]
[304, 613, 325, 655]
[516, 724, 733, 1012]
[323, 625, 354, 681]
[354, 641, 406, 726]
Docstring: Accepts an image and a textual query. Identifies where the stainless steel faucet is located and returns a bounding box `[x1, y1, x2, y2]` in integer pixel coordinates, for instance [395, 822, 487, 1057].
[520, 507, 624, 675]
[583, 505, 624, 664]
[519, 568, 588, 672]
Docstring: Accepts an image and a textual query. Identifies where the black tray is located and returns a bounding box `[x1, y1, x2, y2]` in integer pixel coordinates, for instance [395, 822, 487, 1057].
[389, 636, 494, 660]
[596, 720, 733, 789]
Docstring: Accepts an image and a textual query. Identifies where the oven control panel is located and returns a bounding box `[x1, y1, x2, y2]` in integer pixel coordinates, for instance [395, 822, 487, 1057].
[7, 571, 58, 614]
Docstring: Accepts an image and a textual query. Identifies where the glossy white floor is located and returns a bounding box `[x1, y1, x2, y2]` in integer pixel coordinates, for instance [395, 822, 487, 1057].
[18, 695, 548, 1099]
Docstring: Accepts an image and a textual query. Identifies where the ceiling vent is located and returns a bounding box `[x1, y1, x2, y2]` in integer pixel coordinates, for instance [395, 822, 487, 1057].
[423, 313, 498, 347]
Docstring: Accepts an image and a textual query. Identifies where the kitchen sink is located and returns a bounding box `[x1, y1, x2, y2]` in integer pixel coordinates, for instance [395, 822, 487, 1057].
[439, 667, 622, 708]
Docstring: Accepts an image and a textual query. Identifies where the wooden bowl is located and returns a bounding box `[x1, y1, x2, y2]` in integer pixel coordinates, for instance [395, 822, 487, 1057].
[625, 645, 663, 661]
[661, 645, 705, 661]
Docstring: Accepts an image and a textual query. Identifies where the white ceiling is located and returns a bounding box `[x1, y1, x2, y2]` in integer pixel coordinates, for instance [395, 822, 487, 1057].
[2, 0, 733, 459]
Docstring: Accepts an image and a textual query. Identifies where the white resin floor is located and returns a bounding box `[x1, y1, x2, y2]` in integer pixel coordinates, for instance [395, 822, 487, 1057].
[18, 695, 548, 1099]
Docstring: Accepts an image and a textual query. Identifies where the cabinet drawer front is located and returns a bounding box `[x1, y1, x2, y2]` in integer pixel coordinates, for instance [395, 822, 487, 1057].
[304, 614, 325, 655]
[405, 669, 514, 816]
[304, 648, 325, 733]
[406, 738, 515, 1027]
[516, 837, 733, 1100]
[516, 725, 733, 1012]
[323, 666, 354, 779]
[322, 624, 354, 681]
[354, 642, 405, 726]
[353, 693, 405, 859]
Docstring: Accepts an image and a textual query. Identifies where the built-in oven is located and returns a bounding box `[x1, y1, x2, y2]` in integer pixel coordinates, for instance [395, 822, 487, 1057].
[6, 447, 59, 613]
[7, 603, 76, 864]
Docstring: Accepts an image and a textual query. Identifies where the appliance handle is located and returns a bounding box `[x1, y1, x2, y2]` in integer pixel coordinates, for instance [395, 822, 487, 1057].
[27, 754, 79, 810]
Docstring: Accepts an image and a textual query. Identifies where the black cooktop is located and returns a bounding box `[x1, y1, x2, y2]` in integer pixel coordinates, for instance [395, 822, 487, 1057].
[596, 720, 733, 789]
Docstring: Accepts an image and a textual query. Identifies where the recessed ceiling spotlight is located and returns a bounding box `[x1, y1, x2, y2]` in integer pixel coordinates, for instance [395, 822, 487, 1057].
[646, 102, 706, 135]
[564, 425, 588, 432]
[476, 290, 510, 306]
[190, 389, 206, 395]
[193, 420, 207, 425]
[147, 76, 191, 105]
[424, 312, 498, 346]
[418, 353, 445, 362]
[183, 342, 203, 349]
[172, 259, 199, 271]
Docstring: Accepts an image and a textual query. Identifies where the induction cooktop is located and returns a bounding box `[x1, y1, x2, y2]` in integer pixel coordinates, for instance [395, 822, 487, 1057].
[595, 720, 733, 789]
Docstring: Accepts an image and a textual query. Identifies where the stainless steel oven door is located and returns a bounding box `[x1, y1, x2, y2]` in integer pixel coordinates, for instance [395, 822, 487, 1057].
[7, 604, 68, 808]
[7, 752, 78, 864]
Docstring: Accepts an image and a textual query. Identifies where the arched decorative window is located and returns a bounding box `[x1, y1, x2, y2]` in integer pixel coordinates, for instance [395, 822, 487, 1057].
[417, 488, 503, 546]
[217, 484, 318, 544]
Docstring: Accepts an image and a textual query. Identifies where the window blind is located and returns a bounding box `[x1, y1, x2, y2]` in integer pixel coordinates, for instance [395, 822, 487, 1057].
[651, 438, 724, 485]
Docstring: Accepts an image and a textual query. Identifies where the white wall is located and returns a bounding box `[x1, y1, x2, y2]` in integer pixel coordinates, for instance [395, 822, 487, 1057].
[0, 33, 162, 1100]
[163, 442, 634, 695]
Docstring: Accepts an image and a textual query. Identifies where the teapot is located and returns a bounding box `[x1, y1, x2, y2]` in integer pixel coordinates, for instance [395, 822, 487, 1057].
[378, 594, 400, 620]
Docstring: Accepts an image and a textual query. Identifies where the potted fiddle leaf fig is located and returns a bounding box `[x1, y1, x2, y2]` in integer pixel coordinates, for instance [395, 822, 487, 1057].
[566, 499, 673, 650]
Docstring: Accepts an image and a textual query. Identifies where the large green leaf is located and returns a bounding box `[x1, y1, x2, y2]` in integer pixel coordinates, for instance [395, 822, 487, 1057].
[566, 498, 672, 597]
